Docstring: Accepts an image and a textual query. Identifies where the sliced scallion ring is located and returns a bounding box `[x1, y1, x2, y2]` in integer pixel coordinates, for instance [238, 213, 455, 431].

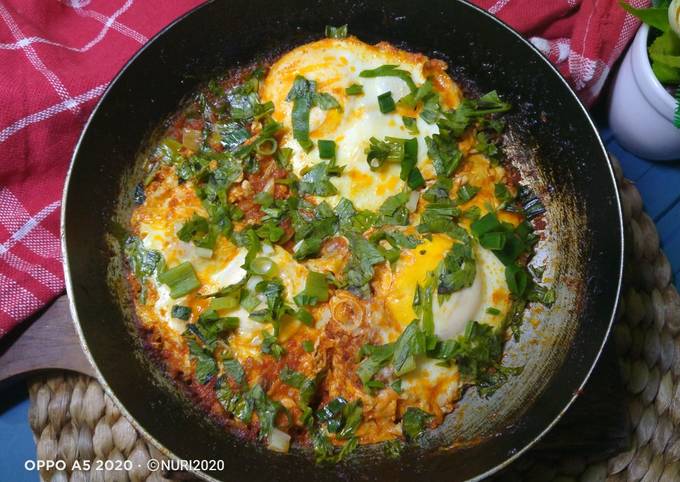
[209, 296, 240, 311]
[255, 137, 278, 156]
[250, 257, 279, 277]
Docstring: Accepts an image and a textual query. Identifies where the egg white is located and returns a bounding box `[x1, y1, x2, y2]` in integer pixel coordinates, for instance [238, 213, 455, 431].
[261, 37, 448, 211]
[139, 207, 309, 362]
[384, 236, 510, 410]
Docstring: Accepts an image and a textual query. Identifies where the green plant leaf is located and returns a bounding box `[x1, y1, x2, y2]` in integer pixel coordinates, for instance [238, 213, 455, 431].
[620, 2, 670, 32]
[649, 29, 680, 83]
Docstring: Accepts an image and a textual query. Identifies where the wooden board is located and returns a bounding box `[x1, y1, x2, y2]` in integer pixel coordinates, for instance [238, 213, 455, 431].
[0, 295, 95, 385]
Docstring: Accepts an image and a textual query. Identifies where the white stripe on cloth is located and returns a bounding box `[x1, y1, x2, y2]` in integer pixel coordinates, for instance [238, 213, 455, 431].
[0, 247, 63, 292]
[489, 0, 512, 15]
[75, 1, 147, 45]
[0, 189, 63, 291]
[0, 271, 43, 322]
[62, 0, 92, 7]
[0, 83, 107, 143]
[0, 0, 142, 52]
[0, 3, 75, 110]
[0, 191, 61, 255]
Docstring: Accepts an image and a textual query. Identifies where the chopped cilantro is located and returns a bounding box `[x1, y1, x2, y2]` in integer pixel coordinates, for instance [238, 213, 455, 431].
[344, 232, 385, 297]
[359, 64, 417, 91]
[294, 271, 330, 306]
[261, 331, 285, 360]
[299, 158, 344, 196]
[402, 407, 433, 440]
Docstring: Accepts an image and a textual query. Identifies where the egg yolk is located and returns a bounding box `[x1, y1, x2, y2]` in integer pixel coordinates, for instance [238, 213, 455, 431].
[386, 234, 453, 329]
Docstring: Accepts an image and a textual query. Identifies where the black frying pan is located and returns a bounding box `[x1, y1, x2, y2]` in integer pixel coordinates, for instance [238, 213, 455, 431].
[62, 0, 624, 480]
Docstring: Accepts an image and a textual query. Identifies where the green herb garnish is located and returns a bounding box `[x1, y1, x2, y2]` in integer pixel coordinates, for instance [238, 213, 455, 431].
[318, 139, 336, 159]
[287, 75, 317, 151]
[378, 91, 396, 113]
[344, 231, 385, 297]
[158, 262, 201, 298]
[325, 24, 348, 38]
[299, 158, 344, 196]
[294, 271, 330, 306]
[402, 407, 433, 440]
[345, 83, 364, 95]
[359, 64, 417, 91]
[366, 136, 405, 170]
[171, 305, 192, 321]
[280, 367, 317, 405]
[261, 331, 285, 360]
[457, 184, 480, 203]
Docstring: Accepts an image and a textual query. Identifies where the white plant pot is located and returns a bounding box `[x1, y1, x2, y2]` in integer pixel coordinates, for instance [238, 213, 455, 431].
[608, 24, 680, 161]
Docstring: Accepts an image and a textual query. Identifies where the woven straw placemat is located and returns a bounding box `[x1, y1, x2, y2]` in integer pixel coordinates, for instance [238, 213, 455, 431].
[27, 154, 680, 482]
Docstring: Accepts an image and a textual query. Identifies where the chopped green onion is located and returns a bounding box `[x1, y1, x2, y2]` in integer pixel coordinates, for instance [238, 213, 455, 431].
[399, 138, 424, 189]
[181, 128, 202, 151]
[463, 205, 482, 221]
[390, 379, 402, 394]
[400, 138, 417, 178]
[302, 340, 314, 353]
[158, 262, 201, 298]
[494, 182, 513, 204]
[527, 284, 556, 306]
[365, 380, 385, 390]
[296, 308, 314, 326]
[359, 65, 417, 92]
[486, 307, 501, 315]
[241, 292, 261, 312]
[195, 247, 213, 259]
[408, 168, 425, 190]
[209, 296, 239, 311]
[471, 212, 502, 237]
[366, 136, 404, 169]
[405, 191, 420, 212]
[277, 147, 293, 167]
[345, 83, 364, 95]
[325, 24, 348, 38]
[402, 116, 419, 134]
[254, 191, 274, 207]
[267, 427, 291, 453]
[250, 257, 279, 277]
[171, 305, 192, 321]
[155, 137, 183, 165]
[286, 75, 316, 152]
[505, 264, 529, 297]
[316, 92, 342, 111]
[457, 184, 480, 203]
[479, 231, 507, 250]
[294, 271, 329, 306]
[318, 139, 336, 159]
[398, 80, 434, 109]
[377, 92, 396, 114]
[255, 137, 278, 156]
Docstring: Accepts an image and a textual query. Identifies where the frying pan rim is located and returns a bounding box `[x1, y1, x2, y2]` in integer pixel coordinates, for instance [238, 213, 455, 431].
[60, 0, 625, 480]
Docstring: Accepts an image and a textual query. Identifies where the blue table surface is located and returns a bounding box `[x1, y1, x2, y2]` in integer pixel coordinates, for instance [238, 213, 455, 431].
[1, 114, 678, 482]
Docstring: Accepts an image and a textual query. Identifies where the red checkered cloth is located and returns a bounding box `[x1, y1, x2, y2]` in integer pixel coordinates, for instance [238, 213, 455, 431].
[0, 0, 647, 337]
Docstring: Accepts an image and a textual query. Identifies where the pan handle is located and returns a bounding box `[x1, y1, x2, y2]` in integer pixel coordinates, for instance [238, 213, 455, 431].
[0, 295, 95, 385]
